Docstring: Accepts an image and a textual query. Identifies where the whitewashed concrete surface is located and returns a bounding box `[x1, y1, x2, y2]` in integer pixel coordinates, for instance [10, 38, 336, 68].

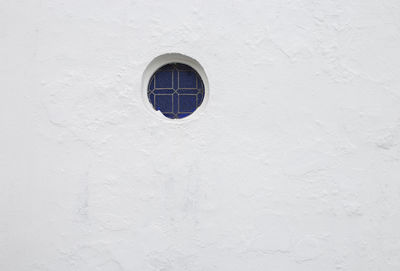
[1, 0, 400, 270]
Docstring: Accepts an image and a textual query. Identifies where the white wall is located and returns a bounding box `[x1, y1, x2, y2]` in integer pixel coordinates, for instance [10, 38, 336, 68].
[1, 1, 400, 270]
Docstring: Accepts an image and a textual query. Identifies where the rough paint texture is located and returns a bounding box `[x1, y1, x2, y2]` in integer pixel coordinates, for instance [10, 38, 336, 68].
[1, 0, 400, 270]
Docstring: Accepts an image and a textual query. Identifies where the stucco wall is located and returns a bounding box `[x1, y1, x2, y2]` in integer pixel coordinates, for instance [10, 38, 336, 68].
[1, 0, 400, 270]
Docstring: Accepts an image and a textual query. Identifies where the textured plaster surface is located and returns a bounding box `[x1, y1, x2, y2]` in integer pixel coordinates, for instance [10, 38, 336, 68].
[1, 0, 400, 270]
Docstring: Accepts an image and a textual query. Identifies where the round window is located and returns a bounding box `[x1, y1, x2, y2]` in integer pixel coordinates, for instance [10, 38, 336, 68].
[147, 63, 205, 119]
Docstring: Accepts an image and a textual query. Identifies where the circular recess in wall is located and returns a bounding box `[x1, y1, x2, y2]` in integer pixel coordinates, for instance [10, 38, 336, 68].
[142, 53, 209, 121]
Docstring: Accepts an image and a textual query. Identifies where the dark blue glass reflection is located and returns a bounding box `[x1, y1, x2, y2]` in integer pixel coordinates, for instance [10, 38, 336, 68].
[148, 63, 205, 119]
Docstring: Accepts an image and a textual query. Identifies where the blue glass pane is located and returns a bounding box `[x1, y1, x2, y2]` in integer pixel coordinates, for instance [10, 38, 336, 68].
[153, 89, 174, 94]
[148, 63, 205, 119]
[179, 70, 197, 88]
[154, 95, 172, 112]
[179, 95, 197, 112]
[149, 77, 154, 90]
[155, 70, 173, 88]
